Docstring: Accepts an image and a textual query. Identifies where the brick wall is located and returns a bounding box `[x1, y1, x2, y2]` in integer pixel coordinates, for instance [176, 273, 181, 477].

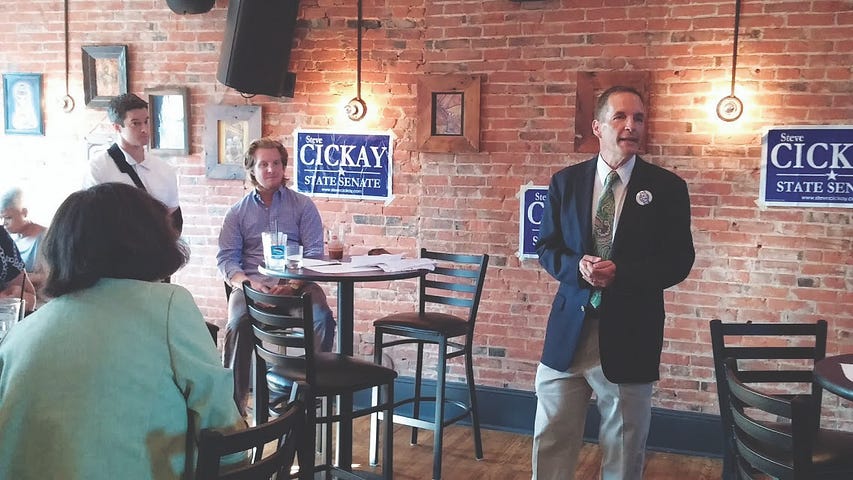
[1, 0, 850, 429]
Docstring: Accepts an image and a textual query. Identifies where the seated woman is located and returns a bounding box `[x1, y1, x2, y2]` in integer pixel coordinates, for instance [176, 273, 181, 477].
[1, 187, 47, 291]
[0, 183, 245, 479]
[0, 225, 35, 311]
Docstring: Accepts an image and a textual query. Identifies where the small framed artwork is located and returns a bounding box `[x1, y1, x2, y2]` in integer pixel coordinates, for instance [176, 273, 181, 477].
[146, 86, 190, 155]
[203, 104, 262, 180]
[417, 74, 481, 153]
[82, 45, 128, 109]
[3, 73, 44, 135]
[574, 71, 650, 154]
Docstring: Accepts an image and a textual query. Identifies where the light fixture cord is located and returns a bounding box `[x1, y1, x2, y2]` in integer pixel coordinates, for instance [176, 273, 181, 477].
[356, 0, 363, 100]
[64, 0, 70, 95]
[729, 0, 742, 97]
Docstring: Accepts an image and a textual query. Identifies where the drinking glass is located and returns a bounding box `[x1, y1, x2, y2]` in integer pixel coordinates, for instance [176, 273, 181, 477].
[262, 231, 288, 270]
[327, 226, 345, 260]
[0, 298, 22, 341]
[286, 245, 304, 269]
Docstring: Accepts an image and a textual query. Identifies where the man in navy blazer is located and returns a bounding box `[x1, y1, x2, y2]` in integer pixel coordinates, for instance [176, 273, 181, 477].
[532, 86, 695, 480]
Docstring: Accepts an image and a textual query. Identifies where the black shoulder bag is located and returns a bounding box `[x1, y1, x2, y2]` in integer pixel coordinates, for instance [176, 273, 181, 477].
[107, 143, 183, 234]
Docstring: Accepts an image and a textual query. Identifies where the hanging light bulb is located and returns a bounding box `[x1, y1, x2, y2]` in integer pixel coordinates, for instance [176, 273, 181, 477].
[716, 95, 743, 122]
[717, 0, 744, 122]
[345, 97, 367, 121]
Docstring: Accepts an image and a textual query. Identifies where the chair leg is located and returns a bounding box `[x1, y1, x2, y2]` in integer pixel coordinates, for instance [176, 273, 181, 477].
[296, 434, 314, 480]
[338, 407, 354, 475]
[721, 420, 737, 480]
[316, 397, 327, 456]
[253, 381, 267, 427]
[302, 394, 319, 480]
[411, 341, 424, 445]
[432, 339, 448, 480]
[465, 347, 484, 459]
[369, 384, 380, 466]
[371, 329, 384, 464]
[324, 398, 334, 480]
[253, 357, 269, 427]
[383, 381, 394, 479]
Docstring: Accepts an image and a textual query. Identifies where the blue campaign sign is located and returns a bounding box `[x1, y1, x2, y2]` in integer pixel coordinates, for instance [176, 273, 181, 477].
[519, 185, 548, 258]
[294, 129, 394, 202]
[760, 125, 853, 208]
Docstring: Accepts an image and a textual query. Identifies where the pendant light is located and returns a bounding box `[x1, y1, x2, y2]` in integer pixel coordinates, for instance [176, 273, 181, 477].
[716, 0, 744, 122]
[344, 0, 367, 121]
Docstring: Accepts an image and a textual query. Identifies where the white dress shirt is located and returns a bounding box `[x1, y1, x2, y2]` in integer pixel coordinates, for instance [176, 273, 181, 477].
[82, 146, 180, 209]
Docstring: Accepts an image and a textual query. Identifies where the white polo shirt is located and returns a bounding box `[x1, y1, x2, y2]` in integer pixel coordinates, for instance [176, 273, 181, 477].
[82, 146, 180, 209]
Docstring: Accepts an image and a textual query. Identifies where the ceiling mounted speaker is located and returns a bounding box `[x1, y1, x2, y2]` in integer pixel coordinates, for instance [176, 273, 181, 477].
[166, 0, 214, 14]
[217, 0, 300, 97]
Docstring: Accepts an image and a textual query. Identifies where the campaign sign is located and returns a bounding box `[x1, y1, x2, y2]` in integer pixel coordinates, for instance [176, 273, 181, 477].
[519, 185, 548, 258]
[760, 125, 853, 208]
[294, 129, 393, 202]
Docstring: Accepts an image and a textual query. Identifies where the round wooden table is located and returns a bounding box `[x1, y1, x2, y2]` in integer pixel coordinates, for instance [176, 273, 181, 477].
[814, 354, 853, 401]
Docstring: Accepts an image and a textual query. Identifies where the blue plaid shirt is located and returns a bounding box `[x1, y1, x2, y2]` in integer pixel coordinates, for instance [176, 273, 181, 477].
[217, 186, 325, 287]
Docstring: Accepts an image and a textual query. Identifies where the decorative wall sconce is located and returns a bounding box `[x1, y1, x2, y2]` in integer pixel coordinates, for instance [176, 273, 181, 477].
[345, 0, 367, 121]
[717, 0, 744, 122]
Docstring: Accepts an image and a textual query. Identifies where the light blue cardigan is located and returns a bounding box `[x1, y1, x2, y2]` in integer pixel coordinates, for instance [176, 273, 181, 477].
[0, 278, 245, 479]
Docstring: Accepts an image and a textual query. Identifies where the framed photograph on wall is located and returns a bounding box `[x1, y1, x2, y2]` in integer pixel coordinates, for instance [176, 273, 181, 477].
[82, 45, 128, 109]
[146, 86, 189, 155]
[3, 73, 44, 135]
[416, 74, 481, 153]
[203, 104, 262, 180]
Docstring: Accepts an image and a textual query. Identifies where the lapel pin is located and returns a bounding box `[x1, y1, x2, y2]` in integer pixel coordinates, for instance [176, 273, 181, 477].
[636, 190, 653, 205]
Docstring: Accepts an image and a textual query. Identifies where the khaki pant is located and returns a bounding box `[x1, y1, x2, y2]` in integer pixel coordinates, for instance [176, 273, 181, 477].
[532, 316, 653, 480]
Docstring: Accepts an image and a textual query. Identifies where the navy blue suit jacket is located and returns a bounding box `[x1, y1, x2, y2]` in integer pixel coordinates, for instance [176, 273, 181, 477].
[536, 157, 695, 383]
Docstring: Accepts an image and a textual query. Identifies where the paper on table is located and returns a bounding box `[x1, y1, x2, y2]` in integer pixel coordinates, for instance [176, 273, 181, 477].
[375, 258, 437, 272]
[841, 363, 853, 382]
[301, 258, 341, 268]
[349, 254, 404, 267]
[303, 263, 381, 274]
[347, 254, 436, 272]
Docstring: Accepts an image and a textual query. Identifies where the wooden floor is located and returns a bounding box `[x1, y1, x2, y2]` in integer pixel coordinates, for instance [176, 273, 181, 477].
[331, 417, 723, 480]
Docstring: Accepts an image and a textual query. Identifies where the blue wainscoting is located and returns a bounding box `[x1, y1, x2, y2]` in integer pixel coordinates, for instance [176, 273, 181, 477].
[355, 376, 724, 458]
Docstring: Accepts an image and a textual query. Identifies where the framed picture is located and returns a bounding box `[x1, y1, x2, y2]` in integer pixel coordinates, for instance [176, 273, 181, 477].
[416, 74, 481, 153]
[574, 71, 650, 153]
[3, 73, 43, 135]
[203, 104, 262, 180]
[82, 45, 128, 109]
[146, 86, 189, 155]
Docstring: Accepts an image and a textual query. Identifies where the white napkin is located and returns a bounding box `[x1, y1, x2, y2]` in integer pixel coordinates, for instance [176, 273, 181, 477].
[841, 363, 853, 382]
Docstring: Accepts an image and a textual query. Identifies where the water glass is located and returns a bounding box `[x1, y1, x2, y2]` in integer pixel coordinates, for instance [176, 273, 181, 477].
[286, 245, 304, 269]
[0, 298, 22, 341]
[262, 231, 288, 270]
